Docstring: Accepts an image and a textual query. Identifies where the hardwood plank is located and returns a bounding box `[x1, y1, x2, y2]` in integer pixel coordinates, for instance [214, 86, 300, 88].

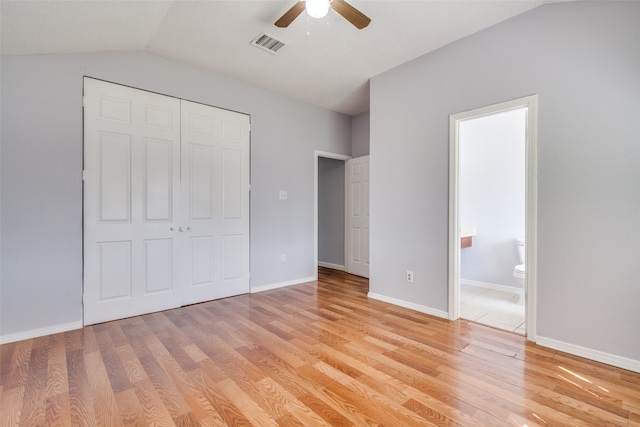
[135, 351, 191, 422]
[1, 267, 639, 426]
[0, 386, 24, 426]
[187, 368, 250, 426]
[402, 398, 461, 426]
[173, 411, 199, 427]
[65, 349, 95, 427]
[2, 339, 32, 391]
[297, 391, 352, 426]
[0, 341, 17, 378]
[18, 345, 48, 426]
[236, 345, 327, 398]
[64, 326, 98, 354]
[132, 378, 177, 426]
[114, 388, 145, 426]
[262, 378, 332, 426]
[323, 377, 433, 426]
[94, 329, 132, 394]
[44, 392, 72, 426]
[216, 378, 278, 426]
[84, 350, 124, 426]
[45, 333, 69, 399]
[115, 344, 148, 385]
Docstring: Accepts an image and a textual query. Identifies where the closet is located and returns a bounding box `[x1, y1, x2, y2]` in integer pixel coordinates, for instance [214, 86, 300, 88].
[83, 78, 250, 325]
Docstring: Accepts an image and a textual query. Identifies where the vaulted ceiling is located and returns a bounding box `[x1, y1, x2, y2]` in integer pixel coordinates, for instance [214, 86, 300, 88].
[1, 1, 565, 116]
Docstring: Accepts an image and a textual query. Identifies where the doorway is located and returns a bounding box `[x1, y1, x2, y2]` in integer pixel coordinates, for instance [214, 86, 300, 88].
[448, 96, 538, 340]
[314, 152, 370, 279]
[459, 108, 526, 333]
[318, 156, 347, 271]
[314, 151, 350, 279]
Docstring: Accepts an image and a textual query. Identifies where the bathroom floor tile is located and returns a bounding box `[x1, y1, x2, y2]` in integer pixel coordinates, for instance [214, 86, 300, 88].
[460, 284, 525, 334]
[477, 310, 524, 329]
[460, 304, 491, 321]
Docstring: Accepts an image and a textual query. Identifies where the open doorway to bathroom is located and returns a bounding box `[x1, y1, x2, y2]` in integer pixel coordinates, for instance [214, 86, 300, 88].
[459, 108, 526, 333]
[448, 95, 538, 340]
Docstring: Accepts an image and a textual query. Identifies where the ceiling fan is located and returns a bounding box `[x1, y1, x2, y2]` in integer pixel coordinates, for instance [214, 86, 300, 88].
[275, 0, 371, 30]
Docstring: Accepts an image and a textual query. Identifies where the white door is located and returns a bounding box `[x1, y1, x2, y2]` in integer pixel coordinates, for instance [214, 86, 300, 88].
[83, 78, 182, 325]
[180, 100, 250, 304]
[84, 79, 251, 325]
[346, 155, 370, 278]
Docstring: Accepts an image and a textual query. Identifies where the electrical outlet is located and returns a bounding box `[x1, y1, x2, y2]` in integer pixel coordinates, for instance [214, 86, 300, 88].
[279, 190, 288, 200]
[281, 254, 287, 263]
[406, 270, 414, 283]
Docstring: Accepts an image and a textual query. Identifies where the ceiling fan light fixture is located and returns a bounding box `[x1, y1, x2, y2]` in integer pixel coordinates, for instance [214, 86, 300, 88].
[305, 0, 330, 19]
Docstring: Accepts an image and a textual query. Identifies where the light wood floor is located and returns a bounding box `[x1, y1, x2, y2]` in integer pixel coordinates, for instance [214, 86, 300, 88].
[2, 267, 639, 426]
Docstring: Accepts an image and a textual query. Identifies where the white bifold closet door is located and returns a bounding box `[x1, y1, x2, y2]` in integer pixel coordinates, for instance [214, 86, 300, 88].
[83, 78, 250, 325]
[180, 100, 250, 305]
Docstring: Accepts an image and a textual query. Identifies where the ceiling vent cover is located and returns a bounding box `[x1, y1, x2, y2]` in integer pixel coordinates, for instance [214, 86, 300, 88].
[251, 33, 286, 54]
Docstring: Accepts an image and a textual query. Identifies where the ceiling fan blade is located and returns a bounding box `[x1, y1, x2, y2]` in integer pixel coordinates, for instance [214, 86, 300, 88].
[331, 0, 371, 29]
[275, 1, 306, 28]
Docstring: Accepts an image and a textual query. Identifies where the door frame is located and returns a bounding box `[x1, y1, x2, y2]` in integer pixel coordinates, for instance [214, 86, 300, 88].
[313, 151, 351, 279]
[448, 95, 538, 341]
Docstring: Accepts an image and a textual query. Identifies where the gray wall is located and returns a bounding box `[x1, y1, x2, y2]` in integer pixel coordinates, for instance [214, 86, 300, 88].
[370, 1, 640, 362]
[318, 157, 345, 267]
[0, 52, 352, 339]
[460, 108, 525, 288]
[351, 111, 370, 157]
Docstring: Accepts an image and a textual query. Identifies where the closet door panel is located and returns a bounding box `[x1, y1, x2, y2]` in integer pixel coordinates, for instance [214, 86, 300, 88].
[98, 132, 132, 222]
[84, 78, 181, 325]
[181, 100, 250, 305]
[222, 148, 243, 219]
[222, 234, 243, 281]
[189, 145, 214, 220]
[97, 241, 132, 300]
[189, 236, 215, 287]
[143, 238, 174, 294]
[143, 138, 173, 222]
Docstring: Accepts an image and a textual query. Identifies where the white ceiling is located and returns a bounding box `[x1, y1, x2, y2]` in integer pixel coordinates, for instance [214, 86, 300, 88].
[1, 0, 562, 116]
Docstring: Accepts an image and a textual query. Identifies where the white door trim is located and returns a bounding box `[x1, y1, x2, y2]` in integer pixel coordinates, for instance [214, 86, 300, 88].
[448, 95, 538, 341]
[314, 151, 351, 280]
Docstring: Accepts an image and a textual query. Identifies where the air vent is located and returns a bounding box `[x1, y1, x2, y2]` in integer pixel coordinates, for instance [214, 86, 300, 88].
[251, 33, 286, 54]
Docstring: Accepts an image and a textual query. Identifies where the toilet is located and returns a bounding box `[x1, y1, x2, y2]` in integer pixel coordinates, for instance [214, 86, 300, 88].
[513, 237, 525, 291]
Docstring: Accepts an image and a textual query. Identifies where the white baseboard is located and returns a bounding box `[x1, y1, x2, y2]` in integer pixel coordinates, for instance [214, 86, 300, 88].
[0, 321, 83, 345]
[318, 262, 345, 271]
[461, 278, 523, 295]
[536, 336, 640, 374]
[367, 292, 449, 320]
[251, 276, 316, 294]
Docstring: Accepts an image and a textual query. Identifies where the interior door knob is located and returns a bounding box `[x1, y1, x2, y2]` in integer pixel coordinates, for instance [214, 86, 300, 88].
[179, 226, 184, 232]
